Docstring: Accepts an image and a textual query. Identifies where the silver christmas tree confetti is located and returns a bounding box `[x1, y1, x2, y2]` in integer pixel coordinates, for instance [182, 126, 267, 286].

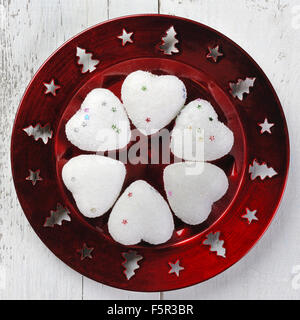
[242, 208, 258, 224]
[26, 169, 42, 186]
[258, 118, 274, 134]
[206, 45, 223, 62]
[43, 79, 60, 96]
[122, 250, 143, 280]
[23, 123, 53, 144]
[229, 77, 256, 101]
[203, 231, 226, 257]
[77, 243, 94, 260]
[44, 203, 71, 227]
[168, 260, 184, 277]
[249, 159, 277, 180]
[76, 47, 99, 73]
[159, 26, 179, 55]
[117, 28, 133, 46]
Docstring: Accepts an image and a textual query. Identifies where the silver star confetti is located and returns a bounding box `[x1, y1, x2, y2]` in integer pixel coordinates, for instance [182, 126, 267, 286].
[44, 203, 71, 227]
[44, 79, 60, 96]
[259, 118, 274, 134]
[203, 231, 226, 257]
[77, 243, 94, 260]
[249, 159, 277, 180]
[23, 123, 53, 144]
[169, 260, 184, 277]
[76, 47, 99, 73]
[229, 77, 256, 101]
[122, 250, 143, 280]
[26, 169, 42, 186]
[159, 26, 179, 55]
[242, 208, 258, 224]
[117, 28, 133, 46]
[206, 45, 223, 62]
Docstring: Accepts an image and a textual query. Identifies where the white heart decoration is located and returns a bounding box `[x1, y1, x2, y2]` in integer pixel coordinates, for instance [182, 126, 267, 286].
[62, 155, 126, 218]
[171, 99, 234, 161]
[164, 162, 228, 225]
[65, 88, 131, 152]
[108, 180, 174, 245]
[121, 70, 186, 135]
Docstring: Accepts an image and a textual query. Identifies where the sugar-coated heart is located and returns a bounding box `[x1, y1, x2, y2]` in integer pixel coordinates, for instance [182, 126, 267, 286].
[108, 180, 174, 245]
[62, 155, 126, 218]
[65, 88, 131, 152]
[164, 162, 228, 225]
[171, 99, 234, 161]
[121, 70, 186, 135]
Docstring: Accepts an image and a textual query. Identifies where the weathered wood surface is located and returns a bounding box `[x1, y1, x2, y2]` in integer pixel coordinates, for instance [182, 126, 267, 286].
[0, 0, 299, 299]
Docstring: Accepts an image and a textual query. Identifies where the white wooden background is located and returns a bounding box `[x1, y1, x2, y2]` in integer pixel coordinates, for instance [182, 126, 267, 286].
[1, 0, 300, 300]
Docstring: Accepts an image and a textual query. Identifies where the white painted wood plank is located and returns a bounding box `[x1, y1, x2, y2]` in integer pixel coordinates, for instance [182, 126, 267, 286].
[81, 0, 160, 300]
[0, 0, 107, 300]
[109, 0, 158, 18]
[160, 0, 300, 299]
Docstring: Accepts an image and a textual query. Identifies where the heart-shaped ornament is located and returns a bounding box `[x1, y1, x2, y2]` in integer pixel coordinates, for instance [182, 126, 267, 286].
[164, 162, 228, 225]
[108, 180, 174, 245]
[62, 155, 126, 218]
[171, 99, 234, 161]
[121, 70, 186, 135]
[65, 88, 131, 152]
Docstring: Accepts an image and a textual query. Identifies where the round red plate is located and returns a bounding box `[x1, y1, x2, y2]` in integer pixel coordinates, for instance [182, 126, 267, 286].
[11, 15, 289, 291]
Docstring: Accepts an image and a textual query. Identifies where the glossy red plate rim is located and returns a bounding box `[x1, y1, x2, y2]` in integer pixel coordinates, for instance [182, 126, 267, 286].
[11, 14, 290, 292]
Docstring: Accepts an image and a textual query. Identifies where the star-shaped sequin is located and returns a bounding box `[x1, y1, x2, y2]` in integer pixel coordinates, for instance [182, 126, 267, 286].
[168, 260, 184, 277]
[44, 79, 60, 96]
[242, 208, 258, 224]
[26, 169, 42, 186]
[206, 45, 223, 62]
[77, 243, 94, 260]
[258, 118, 274, 134]
[118, 29, 133, 46]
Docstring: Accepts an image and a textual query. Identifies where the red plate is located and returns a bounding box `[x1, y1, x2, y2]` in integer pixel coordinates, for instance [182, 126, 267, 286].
[11, 14, 289, 291]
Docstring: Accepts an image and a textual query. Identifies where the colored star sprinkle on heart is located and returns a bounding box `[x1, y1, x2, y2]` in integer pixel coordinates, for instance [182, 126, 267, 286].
[77, 243, 94, 260]
[209, 135, 215, 141]
[111, 124, 121, 133]
[168, 260, 184, 277]
[259, 118, 274, 134]
[242, 208, 258, 224]
[44, 79, 60, 96]
[145, 117, 151, 123]
[118, 28, 133, 46]
[26, 169, 42, 186]
[128, 192, 133, 197]
[122, 219, 128, 225]
[206, 45, 223, 62]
